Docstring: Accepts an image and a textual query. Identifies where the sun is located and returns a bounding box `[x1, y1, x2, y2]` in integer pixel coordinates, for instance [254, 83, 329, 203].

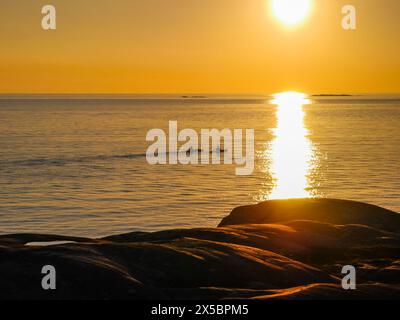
[271, 0, 312, 26]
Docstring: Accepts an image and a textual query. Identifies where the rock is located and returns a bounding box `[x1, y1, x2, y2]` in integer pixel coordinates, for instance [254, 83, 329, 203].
[0, 198, 399, 300]
[218, 198, 400, 232]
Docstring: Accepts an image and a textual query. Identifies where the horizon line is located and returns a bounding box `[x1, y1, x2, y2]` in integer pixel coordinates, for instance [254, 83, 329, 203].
[1, 92, 400, 96]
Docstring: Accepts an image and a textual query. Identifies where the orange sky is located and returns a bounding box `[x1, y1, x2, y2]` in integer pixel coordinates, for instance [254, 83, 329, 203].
[0, 0, 399, 94]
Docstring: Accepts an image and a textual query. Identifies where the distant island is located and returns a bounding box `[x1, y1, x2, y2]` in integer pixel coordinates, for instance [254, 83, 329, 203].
[311, 94, 354, 97]
[181, 95, 207, 99]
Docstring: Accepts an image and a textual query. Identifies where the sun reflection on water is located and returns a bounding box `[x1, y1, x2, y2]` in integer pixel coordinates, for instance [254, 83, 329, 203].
[269, 91, 313, 199]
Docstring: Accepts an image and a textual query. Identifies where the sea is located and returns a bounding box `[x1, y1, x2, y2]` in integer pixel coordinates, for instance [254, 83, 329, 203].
[0, 94, 399, 237]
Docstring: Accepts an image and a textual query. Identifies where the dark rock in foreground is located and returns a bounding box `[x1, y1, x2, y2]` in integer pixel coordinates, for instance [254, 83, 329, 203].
[0, 198, 399, 300]
[219, 198, 400, 231]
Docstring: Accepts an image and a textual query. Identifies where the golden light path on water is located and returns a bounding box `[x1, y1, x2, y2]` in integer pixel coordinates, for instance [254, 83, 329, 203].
[269, 91, 313, 199]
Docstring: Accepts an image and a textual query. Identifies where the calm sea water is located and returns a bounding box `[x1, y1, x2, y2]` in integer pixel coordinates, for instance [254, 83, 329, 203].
[0, 95, 399, 237]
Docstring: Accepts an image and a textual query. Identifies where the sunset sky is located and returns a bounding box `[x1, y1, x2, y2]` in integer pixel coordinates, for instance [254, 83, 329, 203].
[1, 0, 399, 94]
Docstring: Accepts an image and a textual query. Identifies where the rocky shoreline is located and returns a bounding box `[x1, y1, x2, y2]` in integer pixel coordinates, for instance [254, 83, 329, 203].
[1, 198, 399, 300]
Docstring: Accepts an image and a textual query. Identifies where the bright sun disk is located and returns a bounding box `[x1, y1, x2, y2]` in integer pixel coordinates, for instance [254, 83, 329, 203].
[271, 0, 312, 26]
